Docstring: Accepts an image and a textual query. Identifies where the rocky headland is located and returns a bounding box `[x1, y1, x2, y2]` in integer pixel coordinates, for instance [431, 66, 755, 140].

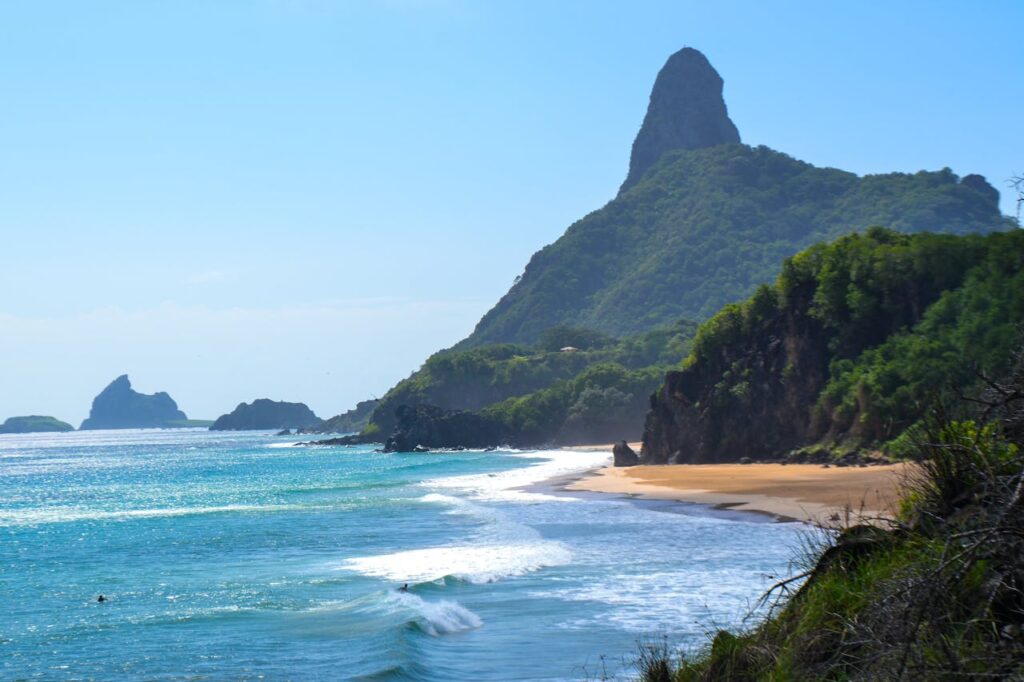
[382, 404, 507, 453]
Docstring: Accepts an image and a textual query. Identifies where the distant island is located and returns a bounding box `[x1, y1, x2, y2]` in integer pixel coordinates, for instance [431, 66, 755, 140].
[210, 399, 323, 431]
[79, 375, 190, 430]
[0, 415, 75, 434]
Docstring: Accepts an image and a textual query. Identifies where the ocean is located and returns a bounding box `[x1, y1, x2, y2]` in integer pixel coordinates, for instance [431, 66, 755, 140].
[1, 429, 806, 680]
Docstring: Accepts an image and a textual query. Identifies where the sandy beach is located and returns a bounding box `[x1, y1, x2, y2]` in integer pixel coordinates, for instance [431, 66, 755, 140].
[567, 461, 911, 526]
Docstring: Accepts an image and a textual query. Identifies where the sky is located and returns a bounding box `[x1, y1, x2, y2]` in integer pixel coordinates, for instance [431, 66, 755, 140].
[1, 1, 1021, 425]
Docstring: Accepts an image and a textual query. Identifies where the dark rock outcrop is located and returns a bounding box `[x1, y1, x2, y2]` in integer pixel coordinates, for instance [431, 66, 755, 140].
[210, 399, 323, 431]
[301, 433, 377, 447]
[80, 375, 188, 430]
[960, 173, 1000, 206]
[0, 415, 75, 433]
[383, 404, 506, 453]
[640, 302, 830, 464]
[620, 47, 740, 193]
[612, 440, 639, 467]
[315, 399, 378, 434]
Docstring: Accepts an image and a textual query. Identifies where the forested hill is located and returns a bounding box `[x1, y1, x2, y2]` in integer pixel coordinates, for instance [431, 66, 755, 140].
[458, 46, 1009, 348]
[462, 145, 1009, 347]
[642, 227, 1024, 464]
[320, 46, 1011, 433]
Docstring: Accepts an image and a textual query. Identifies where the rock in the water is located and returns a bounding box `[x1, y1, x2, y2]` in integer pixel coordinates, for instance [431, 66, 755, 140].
[620, 47, 740, 192]
[612, 440, 639, 467]
[383, 404, 506, 453]
[276, 428, 292, 436]
[210, 399, 323, 431]
[0, 415, 75, 433]
[80, 375, 188, 430]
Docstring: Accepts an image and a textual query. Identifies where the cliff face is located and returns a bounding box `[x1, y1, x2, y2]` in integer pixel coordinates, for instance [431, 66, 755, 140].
[641, 229, 1024, 463]
[383, 404, 506, 452]
[641, 295, 830, 463]
[620, 47, 740, 192]
[80, 375, 187, 430]
[210, 399, 322, 431]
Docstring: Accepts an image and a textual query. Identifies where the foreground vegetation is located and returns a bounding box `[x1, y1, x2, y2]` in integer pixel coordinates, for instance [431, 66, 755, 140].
[640, 352, 1024, 680]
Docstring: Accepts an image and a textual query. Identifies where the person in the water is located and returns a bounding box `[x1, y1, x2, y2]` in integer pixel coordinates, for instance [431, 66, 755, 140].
[398, 584, 409, 593]
[97, 595, 106, 603]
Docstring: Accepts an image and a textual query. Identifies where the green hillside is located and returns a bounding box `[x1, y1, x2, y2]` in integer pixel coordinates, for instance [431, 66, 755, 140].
[321, 46, 1012, 442]
[643, 228, 1024, 463]
[463, 144, 1009, 347]
[363, 320, 695, 437]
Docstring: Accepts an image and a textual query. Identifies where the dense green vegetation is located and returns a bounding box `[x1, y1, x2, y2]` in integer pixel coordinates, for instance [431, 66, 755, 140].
[463, 144, 1009, 347]
[816, 232, 1024, 448]
[482, 362, 666, 445]
[364, 320, 696, 439]
[645, 356, 1024, 680]
[644, 228, 1024, 462]
[0, 415, 75, 433]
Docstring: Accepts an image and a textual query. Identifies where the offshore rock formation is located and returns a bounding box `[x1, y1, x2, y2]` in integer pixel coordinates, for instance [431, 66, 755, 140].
[80, 375, 187, 430]
[620, 47, 740, 192]
[0, 415, 75, 433]
[383, 404, 506, 453]
[210, 399, 323, 431]
[612, 440, 639, 467]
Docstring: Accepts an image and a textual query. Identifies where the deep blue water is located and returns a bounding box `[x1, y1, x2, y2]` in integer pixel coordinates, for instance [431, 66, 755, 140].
[0, 429, 806, 680]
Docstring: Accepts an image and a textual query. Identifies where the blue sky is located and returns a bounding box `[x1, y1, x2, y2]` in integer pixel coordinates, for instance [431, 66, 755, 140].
[1, 1, 1021, 424]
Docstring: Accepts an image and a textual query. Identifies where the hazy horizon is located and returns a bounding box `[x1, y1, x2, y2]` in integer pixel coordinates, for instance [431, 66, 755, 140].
[2, 1, 1022, 425]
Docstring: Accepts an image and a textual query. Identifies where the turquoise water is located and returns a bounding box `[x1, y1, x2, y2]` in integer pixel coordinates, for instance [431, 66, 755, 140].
[1, 429, 805, 680]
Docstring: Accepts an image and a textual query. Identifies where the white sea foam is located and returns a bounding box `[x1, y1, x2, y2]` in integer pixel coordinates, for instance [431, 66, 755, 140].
[535, 566, 783, 632]
[343, 541, 572, 584]
[308, 590, 482, 636]
[0, 503, 298, 526]
[388, 591, 483, 635]
[422, 449, 610, 503]
[343, 456, 599, 584]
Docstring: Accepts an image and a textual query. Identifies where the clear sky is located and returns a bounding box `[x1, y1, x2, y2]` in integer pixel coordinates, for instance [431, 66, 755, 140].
[1, 1, 1021, 425]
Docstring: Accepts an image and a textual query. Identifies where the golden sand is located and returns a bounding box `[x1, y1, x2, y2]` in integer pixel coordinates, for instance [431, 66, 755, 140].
[567, 461, 911, 526]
